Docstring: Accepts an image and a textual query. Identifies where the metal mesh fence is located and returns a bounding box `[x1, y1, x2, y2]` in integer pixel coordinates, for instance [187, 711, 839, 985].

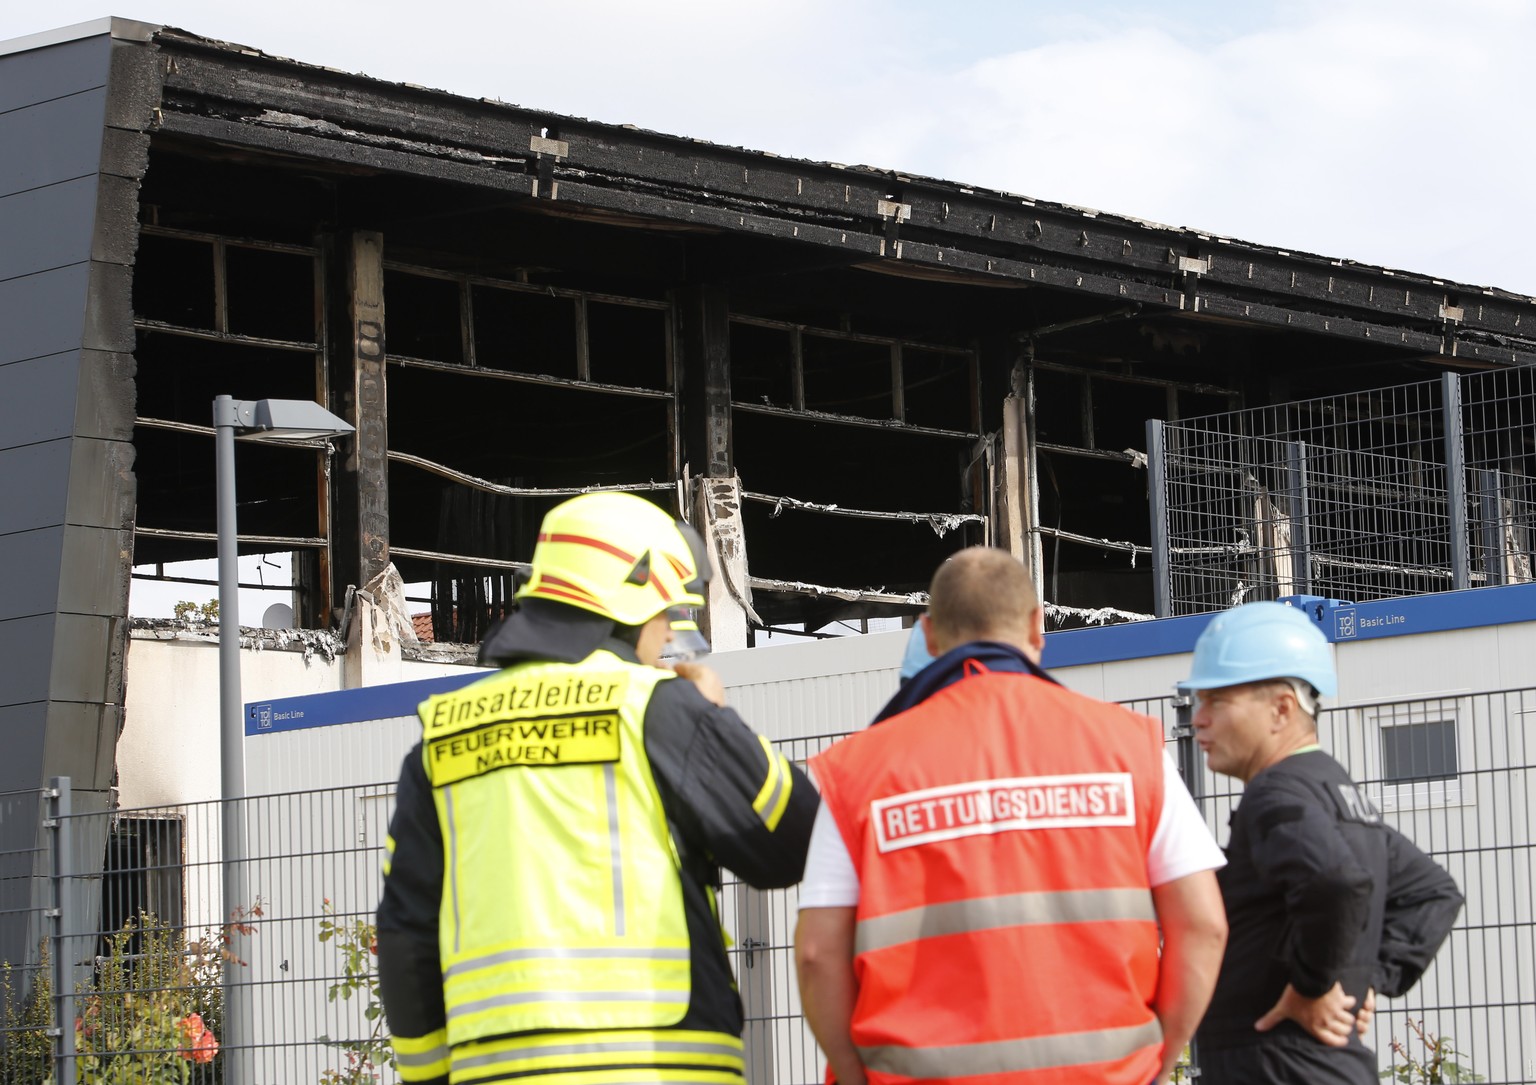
[0, 788, 52, 1085]
[0, 783, 398, 1085]
[1463, 366, 1536, 587]
[1156, 370, 1536, 613]
[3, 688, 1531, 1083]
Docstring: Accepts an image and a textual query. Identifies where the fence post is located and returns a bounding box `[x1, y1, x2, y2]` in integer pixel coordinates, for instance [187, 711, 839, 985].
[1441, 373, 1470, 590]
[1147, 419, 1172, 617]
[1167, 701, 1204, 1080]
[48, 776, 76, 1085]
[1170, 696, 1201, 815]
[1286, 441, 1313, 597]
[224, 796, 255, 1085]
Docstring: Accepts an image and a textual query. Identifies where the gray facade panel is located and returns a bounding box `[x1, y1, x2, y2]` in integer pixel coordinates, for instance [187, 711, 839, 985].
[0, 88, 106, 196]
[102, 35, 164, 134]
[57, 525, 132, 618]
[0, 615, 56, 710]
[65, 437, 137, 531]
[0, 439, 70, 534]
[0, 176, 97, 279]
[0, 526, 65, 621]
[93, 173, 141, 267]
[0, 351, 82, 447]
[82, 260, 136, 354]
[43, 698, 120, 790]
[0, 32, 110, 114]
[0, 264, 90, 365]
[74, 349, 137, 442]
[46, 613, 113, 705]
[100, 125, 150, 182]
[0, 703, 47, 794]
[0, 89, 107, 196]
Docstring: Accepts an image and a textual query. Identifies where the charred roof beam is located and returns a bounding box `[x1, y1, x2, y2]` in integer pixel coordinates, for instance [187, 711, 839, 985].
[148, 30, 1536, 363]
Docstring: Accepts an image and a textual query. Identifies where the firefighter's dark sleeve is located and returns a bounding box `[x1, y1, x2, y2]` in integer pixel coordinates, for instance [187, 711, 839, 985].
[376, 744, 449, 1085]
[1375, 826, 1463, 997]
[643, 676, 818, 889]
[1242, 774, 1374, 997]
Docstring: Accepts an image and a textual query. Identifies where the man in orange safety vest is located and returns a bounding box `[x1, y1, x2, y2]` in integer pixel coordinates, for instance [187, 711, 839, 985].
[796, 547, 1229, 1085]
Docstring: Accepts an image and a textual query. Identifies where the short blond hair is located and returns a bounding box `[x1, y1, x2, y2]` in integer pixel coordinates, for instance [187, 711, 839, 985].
[927, 547, 1039, 648]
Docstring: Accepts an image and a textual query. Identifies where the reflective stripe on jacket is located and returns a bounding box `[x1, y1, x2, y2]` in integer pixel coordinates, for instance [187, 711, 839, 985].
[417, 651, 690, 1049]
[812, 664, 1167, 1085]
[447, 1028, 746, 1085]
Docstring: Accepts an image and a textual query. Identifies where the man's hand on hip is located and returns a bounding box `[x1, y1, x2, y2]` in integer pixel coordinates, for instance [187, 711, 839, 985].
[1254, 981, 1358, 1047]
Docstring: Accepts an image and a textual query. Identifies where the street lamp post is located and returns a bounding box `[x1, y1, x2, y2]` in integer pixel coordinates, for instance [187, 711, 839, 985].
[214, 395, 353, 1083]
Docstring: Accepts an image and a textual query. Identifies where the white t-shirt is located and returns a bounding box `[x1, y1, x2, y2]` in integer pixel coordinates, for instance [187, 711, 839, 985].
[798, 751, 1225, 909]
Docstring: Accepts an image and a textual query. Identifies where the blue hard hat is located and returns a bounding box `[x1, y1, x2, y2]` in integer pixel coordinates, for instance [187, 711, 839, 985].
[898, 620, 934, 683]
[1178, 601, 1337, 696]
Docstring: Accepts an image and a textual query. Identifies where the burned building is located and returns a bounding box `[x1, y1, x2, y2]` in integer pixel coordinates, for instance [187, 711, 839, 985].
[4, 16, 1536, 819]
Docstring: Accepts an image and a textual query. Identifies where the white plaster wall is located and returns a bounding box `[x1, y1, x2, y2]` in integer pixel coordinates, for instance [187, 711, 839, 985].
[119, 637, 488, 809]
[712, 629, 907, 744]
[119, 638, 345, 809]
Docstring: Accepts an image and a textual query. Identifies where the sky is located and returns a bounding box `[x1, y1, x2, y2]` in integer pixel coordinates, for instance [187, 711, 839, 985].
[7, 0, 1534, 620]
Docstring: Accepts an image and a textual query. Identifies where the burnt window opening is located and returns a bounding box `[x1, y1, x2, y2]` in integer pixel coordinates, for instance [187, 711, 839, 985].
[128, 223, 333, 626]
[587, 300, 670, 389]
[902, 347, 977, 432]
[732, 407, 986, 628]
[385, 268, 465, 365]
[99, 817, 184, 952]
[134, 233, 217, 329]
[723, 313, 985, 626]
[225, 245, 320, 343]
[1030, 368, 1087, 447]
[1090, 379, 1170, 454]
[383, 267, 678, 642]
[469, 283, 578, 378]
[1026, 359, 1242, 621]
[801, 333, 894, 421]
[1036, 452, 1155, 616]
[730, 320, 797, 409]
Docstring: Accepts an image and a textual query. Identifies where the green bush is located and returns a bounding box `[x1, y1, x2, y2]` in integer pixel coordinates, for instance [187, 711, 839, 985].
[315, 899, 394, 1085]
[72, 913, 226, 1085]
[1380, 1019, 1484, 1084]
[1, 943, 53, 1083]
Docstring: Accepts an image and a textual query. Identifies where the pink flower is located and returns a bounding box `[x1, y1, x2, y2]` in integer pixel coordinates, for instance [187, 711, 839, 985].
[178, 1014, 219, 1063]
[178, 1013, 206, 1044]
[190, 1029, 219, 1063]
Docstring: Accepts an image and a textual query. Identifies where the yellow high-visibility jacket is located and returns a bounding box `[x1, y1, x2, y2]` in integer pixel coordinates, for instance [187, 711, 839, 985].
[378, 628, 816, 1085]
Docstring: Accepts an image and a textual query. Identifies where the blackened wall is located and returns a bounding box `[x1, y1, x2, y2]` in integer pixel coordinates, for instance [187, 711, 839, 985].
[0, 22, 158, 972]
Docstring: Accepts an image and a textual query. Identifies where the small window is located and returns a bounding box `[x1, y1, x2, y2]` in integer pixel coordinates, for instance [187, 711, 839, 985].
[100, 816, 185, 951]
[1380, 720, 1459, 783]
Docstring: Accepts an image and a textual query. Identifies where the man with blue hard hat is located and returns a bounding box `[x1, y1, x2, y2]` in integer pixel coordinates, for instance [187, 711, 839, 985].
[1181, 601, 1463, 1084]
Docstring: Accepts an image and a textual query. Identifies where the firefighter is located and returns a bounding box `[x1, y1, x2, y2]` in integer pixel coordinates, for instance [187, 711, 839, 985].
[377, 491, 817, 1085]
[1182, 601, 1463, 1084]
[796, 547, 1229, 1085]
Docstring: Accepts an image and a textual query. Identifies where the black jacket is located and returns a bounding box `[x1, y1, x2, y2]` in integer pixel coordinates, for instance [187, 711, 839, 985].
[1196, 749, 1463, 1083]
[375, 605, 818, 1083]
